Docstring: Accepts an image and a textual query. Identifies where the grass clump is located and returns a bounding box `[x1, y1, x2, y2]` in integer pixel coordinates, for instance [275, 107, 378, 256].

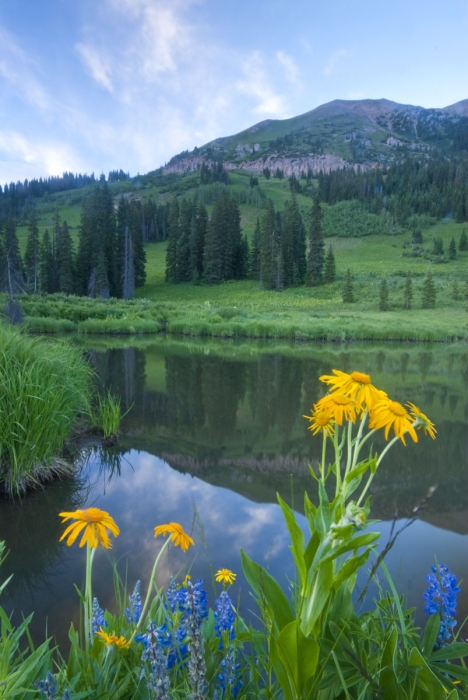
[91, 391, 125, 439]
[0, 324, 93, 497]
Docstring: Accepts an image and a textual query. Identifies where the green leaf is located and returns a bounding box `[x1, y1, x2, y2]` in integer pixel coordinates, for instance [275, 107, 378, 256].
[408, 647, 447, 700]
[301, 559, 334, 637]
[319, 532, 379, 564]
[422, 614, 441, 656]
[277, 494, 306, 590]
[333, 549, 371, 591]
[344, 459, 374, 484]
[430, 642, 468, 662]
[274, 620, 320, 700]
[433, 663, 468, 683]
[240, 549, 294, 634]
[304, 531, 320, 572]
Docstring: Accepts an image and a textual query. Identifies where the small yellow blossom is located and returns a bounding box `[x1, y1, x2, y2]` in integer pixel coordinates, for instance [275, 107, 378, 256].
[154, 523, 194, 552]
[96, 629, 130, 648]
[315, 393, 357, 425]
[369, 399, 418, 445]
[407, 402, 436, 439]
[303, 408, 335, 437]
[215, 569, 236, 585]
[319, 369, 385, 410]
[59, 508, 120, 549]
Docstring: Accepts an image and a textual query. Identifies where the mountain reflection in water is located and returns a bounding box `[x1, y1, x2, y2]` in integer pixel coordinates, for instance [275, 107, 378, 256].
[2, 338, 468, 648]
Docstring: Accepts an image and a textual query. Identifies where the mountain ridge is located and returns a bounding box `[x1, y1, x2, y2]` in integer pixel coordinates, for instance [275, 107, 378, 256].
[163, 97, 468, 177]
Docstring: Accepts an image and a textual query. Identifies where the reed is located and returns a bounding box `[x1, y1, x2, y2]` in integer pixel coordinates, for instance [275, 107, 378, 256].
[0, 324, 93, 497]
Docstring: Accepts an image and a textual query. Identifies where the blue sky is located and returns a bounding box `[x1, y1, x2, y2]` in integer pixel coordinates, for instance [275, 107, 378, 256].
[1, 0, 467, 183]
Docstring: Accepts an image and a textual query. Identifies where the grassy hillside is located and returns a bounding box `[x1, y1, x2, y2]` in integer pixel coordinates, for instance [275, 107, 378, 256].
[11, 169, 468, 341]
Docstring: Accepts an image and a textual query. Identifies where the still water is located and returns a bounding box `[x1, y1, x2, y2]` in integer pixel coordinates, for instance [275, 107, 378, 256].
[2, 337, 468, 648]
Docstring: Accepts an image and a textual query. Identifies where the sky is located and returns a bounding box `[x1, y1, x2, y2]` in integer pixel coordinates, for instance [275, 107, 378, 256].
[1, 0, 467, 184]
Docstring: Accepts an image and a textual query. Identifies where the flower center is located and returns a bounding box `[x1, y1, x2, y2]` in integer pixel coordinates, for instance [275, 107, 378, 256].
[314, 411, 331, 426]
[83, 508, 104, 522]
[389, 401, 406, 417]
[332, 394, 352, 405]
[350, 371, 371, 384]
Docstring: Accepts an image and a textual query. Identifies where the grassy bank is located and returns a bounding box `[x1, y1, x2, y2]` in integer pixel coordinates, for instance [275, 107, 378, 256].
[0, 325, 94, 496]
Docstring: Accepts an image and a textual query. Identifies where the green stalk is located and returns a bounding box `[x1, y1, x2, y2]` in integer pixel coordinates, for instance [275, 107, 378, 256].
[356, 434, 400, 507]
[136, 536, 172, 633]
[351, 409, 369, 469]
[333, 427, 341, 497]
[84, 544, 95, 651]
[345, 420, 353, 478]
[321, 433, 327, 484]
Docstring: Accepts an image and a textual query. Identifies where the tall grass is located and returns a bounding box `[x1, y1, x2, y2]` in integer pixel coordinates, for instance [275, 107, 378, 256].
[0, 324, 93, 497]
[91, 391, 124, 438]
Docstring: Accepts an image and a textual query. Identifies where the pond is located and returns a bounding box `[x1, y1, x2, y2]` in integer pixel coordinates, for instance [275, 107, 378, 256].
[2, 337, 468, 649]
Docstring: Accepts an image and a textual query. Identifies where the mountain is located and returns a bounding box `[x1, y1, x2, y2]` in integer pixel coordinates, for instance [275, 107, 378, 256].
[164, 98, 468, 177]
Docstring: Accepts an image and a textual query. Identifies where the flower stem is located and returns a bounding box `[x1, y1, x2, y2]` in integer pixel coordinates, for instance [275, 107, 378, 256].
[136, 536, 172, 632]
[356, 435, 400, 507]
[321, 434, 327, 483]
[84, 544, 96, 651]
[334, 427, 341, 497]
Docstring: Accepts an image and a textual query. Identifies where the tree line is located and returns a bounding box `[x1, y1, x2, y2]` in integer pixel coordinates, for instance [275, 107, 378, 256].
[165, 190, 336, 289]
[0, 183, 146, 300]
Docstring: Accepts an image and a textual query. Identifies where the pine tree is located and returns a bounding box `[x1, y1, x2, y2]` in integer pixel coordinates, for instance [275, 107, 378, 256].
[57, 221, 74, 294]
[165, 199, 179, 283]
[403, 272, 413, 309]
[432, 237, 444, 256]
[40, 229, 54, 293]
[342, 268, 354, 303]
[121, 224, 135, 300]
[0, 217, 25, 295]
[24, 211, 41, 292]
[379, 278, 389, 311]
[250, 217, 261, 280]
[260, 200, 280, 290]
[323, 246, 336, 284]
[308, 198, 325, 286]
[451, 282, 460, 300]
[449, 237, 457, 260]
[94, 250, 110, 298]
[176, 198, 193, 282]
[422, 271, 436, 309]
[459, 229, 468, 251]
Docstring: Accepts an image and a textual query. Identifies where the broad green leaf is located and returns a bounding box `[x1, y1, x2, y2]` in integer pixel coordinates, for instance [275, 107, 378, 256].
[304, 531, 320, 572]
[319, 532, 379, 564]
[433, 663, 468, 683]
[277, 494, 306, 589]
[301, 559, 333, 637]
[275, 620, 320, 700]
[408, 647, 447, 700]
[333, 549, 371, 591]
[240, 549, 294, 634]
[344, 459, 374, 484]
[421, 613, 440, 655]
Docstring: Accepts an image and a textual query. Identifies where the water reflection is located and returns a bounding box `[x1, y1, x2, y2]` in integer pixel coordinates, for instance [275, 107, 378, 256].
[2, 338, 468, 647]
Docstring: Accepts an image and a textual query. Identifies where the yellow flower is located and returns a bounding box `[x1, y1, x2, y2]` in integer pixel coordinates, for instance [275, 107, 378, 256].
[407, 402, 436, 439]
[303, 408, 335, 437]
[215, 569, 236, 585]
[319, 369, 385, 410]
[59, 508, 120, 549]
[315, 393, 357, 425]
[154, 522, 194, 552]
[369, 399, 418, 445]
[96, 629, 130, 648]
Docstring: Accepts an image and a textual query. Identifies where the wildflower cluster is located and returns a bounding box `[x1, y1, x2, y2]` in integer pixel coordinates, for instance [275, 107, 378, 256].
[214, 590, 242, 699]
[91, 597, 106, 635]
[36, 672, 70, 700]
[305, 369, 436, 446]
[139, 622, 171, 700]
[423, 563, 461, 648]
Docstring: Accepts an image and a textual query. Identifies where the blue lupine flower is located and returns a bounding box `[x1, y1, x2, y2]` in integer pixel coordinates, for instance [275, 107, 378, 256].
[423, 563, 461, 648]
[37, 672, 57, 699]
[91, 597, 106, 635]
[217, 650, 242, 699]
[166, 578, 186, 614]
[184, 579, 209, 700]
[215, 591, 236, 648]
[140, 622, 170, 700]
[125, 580, 142, 623]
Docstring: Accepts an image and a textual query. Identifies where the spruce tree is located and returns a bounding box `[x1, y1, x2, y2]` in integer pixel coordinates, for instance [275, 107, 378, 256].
[412, 228, 423, 244]
[323, 246, 336, 284]
[165, 199, 179, 283]
[57, 221, 74, 294]
[403, 272, 413, 309]
[259, 200, 280, 290]
[451, 282, 460, 300]
[449, 237, 457, 260]
[176, 198, 193, 282]
[432, 237, 444, 256]
[308, 198, 325, 286]
[379, 278, 389, 311]
[24, 211, 41, 292]
[40, 230, 54, 294]
[250, 217, 261, 280]
[0, 217, 25, 295]
[422, 271, 436, 309]
[459, 229, 468, 251]
[342, 268, 354, 303]
[121, 224, 135, 300]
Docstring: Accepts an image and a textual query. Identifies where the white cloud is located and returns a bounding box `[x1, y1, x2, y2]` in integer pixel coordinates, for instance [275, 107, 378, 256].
[323, 48, 349, 76]
[76, 43, 114, 92]
[0, 26, 51, 113]
[277, 50, 301, 87]
[236, 52, 287, 117]
[0, 131, 85, 180]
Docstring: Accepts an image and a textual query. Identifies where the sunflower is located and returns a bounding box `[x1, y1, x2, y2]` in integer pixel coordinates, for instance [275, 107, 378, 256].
[215, 569, 236, 585]
[315, 393, 357, 425]
[303, 407, 335, 437]
[96, 629, 130, 648]
[369, 399, 418, 445]
[319, 369, 385, 410]
[407, 402, 437, 439]
[59, 508, 120, 549]
[154, 523, 194, 552]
